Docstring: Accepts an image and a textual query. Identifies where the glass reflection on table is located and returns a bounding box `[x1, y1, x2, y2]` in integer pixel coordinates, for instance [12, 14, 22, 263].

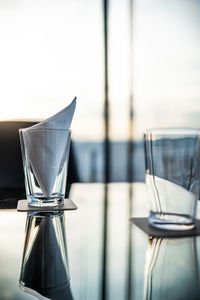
[143, 237, 200, 300]
[19, 211, 73, 300]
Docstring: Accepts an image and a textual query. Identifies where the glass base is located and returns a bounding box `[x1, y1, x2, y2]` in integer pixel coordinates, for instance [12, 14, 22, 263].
[28, 195, 64, 207]
[149, 213, 195, 231]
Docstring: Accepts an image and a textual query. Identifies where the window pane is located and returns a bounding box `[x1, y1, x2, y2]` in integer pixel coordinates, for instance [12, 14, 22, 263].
[133, 0, 200, 139]
[0, 0, 104, 142]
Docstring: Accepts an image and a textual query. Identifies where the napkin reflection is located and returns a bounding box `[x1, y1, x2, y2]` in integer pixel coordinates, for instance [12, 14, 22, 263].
[19, 211, 73, 300]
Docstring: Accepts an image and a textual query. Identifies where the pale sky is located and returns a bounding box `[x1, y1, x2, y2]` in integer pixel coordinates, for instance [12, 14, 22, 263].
[133, 0, 200, 139]
[0, 0, 104, 140]
[0, 0, 200, 141]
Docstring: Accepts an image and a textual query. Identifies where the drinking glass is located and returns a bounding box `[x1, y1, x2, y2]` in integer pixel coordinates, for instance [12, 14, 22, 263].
[144, 128, 200, 230]
[19, 128, 71, 207]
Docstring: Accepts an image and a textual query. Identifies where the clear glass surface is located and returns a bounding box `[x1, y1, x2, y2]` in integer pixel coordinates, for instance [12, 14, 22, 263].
[1, 184, 200, 299]
[19, 128, 71, 207]
[144, 128, 200, 230]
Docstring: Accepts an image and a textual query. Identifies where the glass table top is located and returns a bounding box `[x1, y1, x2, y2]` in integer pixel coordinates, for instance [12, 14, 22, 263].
[0, 183, 200, 300]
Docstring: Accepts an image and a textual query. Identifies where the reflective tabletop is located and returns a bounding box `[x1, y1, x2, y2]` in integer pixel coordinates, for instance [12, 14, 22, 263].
[0, 183, 200, 300]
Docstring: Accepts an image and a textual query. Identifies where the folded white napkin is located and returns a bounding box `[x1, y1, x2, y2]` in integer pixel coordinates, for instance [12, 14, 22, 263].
[25, 97, 76, 131]
[22, 97, 76, 197]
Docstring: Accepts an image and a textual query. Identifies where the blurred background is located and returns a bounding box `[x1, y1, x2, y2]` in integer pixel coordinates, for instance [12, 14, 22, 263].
[0, 0, 200, 184]
[0, 2, 200, 299]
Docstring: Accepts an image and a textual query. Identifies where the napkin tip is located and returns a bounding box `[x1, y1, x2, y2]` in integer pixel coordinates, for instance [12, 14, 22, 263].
[24, 97, 77, 132]
[72, 96, 77, 105]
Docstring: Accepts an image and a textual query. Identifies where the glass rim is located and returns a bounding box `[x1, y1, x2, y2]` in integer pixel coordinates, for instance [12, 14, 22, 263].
[145, 127, 200, 135]
[19, 128, 71, 133]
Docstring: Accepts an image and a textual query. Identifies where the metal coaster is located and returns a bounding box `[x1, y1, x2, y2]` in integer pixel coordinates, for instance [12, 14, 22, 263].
[130, 217, 200, 238]
[17, 199, 77, 212]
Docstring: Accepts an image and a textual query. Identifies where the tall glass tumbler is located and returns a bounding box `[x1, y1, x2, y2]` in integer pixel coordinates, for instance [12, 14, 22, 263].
[144, 128, 200, 230]
[19, 128, 71, 207]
